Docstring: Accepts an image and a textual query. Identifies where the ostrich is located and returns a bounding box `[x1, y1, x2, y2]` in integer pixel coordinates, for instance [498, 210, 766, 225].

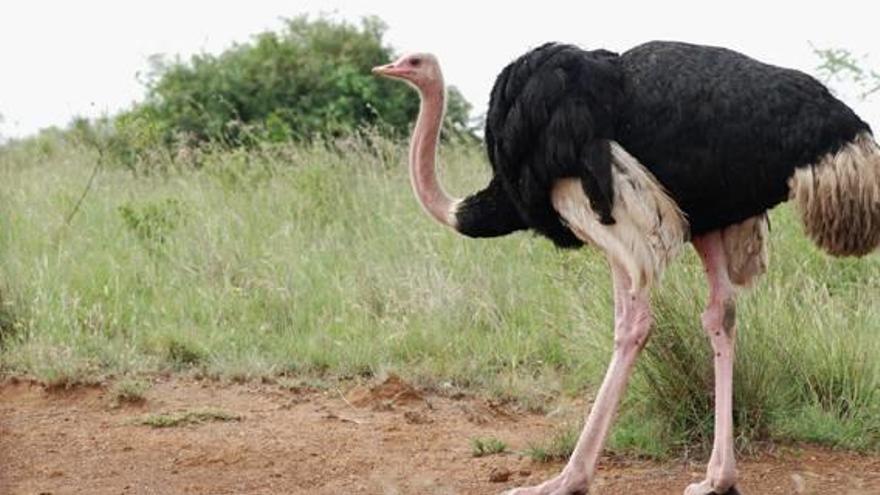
[372, 41, 880, 495]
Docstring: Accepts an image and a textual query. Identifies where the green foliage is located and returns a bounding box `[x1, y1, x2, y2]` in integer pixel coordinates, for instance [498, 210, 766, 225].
[160, 336, 205, 369]
[607, 413, 673, 459]
[110, 377, 151, 405]
[812, 45, 880, 100]
[0, 133, 877, 456]
[524, 426, 578, 463]
[118, 198, 186, 255]
[607, 212, 880, 456]
[772, 404, 880, 451]
[0, 288, 20, 348]
[134, 409, 241, 428]
[125, 15, 471, 151]
[24, 15, 473, 169]
[470, 437, 509, 457]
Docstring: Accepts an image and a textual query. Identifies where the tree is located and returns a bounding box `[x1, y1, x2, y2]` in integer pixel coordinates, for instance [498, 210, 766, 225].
[812, 45, 880, 101]
[128, 15, 472, 147]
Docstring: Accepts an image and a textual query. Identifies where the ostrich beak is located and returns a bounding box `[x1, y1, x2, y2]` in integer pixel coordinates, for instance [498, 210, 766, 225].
[372, 63, 408, 79]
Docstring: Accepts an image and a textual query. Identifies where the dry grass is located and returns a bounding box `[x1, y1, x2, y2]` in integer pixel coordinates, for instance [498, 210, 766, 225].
[0, 133, 877, 454]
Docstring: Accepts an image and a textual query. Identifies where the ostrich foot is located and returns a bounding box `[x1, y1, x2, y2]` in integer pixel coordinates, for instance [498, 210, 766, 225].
[684, 480, 741, 495]
[502, 471, 588, 495]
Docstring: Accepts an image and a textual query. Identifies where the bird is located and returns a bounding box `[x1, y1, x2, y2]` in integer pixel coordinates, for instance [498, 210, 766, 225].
[372, 41, 880, 495]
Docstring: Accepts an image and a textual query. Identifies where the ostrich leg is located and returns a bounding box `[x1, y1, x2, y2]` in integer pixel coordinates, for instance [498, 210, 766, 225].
[686, 232, 740, 495]
[506, 261, 653, 495]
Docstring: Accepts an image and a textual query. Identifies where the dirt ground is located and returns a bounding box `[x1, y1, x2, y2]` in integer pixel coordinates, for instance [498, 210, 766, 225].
[1, 375, 878, 495]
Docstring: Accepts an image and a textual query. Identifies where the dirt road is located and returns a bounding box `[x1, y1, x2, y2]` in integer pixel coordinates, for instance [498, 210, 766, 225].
[1, 376, 877, 494]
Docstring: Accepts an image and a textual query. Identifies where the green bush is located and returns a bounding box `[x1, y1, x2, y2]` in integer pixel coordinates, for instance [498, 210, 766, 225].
[127, 15, 471, 149]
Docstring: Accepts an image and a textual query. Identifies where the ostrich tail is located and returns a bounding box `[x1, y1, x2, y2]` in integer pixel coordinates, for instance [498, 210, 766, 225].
[789, 132, 880, 256]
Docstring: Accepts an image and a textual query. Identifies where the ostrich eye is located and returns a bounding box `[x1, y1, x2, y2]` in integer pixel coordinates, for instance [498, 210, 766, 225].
[409, 58, 421, 67]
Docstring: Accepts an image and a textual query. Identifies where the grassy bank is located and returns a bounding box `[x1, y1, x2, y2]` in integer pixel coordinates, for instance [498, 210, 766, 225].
[1, 134, 878, 455]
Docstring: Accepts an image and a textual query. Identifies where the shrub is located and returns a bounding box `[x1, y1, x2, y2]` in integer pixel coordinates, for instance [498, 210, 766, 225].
[131, 15, 472, 148]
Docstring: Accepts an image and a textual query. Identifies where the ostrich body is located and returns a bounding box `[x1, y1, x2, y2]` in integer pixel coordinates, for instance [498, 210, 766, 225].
[373, 41, 880, 495]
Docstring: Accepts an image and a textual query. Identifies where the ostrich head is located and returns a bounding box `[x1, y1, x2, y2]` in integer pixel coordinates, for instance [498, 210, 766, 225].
[371, 52, 526, 238]
[372, 53, 443, 91]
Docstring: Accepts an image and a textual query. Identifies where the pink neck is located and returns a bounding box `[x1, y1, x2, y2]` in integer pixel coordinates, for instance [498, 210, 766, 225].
[410, 83, 460, 229]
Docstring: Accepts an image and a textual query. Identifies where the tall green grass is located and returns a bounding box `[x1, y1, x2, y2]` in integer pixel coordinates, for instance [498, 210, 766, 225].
[0, 133, 877, 454]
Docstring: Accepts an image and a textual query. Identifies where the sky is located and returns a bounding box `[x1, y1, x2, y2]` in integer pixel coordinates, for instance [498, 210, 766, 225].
[1, 0, 879, 139]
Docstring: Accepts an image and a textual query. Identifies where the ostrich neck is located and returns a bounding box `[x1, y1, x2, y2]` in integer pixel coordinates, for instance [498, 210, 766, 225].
[410, 85, 460, 229]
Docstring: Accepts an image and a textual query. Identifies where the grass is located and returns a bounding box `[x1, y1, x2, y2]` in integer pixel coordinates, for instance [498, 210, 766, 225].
[0, 132, 878, 456]
[524, 426, 579, 463]
[471, 437, 509, 457]
[110, 377, 151, 405]
[134, 409, 242, 428]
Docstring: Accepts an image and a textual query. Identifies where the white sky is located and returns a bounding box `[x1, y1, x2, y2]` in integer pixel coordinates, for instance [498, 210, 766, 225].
[1, 0, 879, 139]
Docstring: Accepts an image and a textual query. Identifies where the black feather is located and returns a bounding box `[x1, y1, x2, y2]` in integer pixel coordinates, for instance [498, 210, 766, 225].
[482, 43, 624, 248]
[616, 41, 871, 234]
[455, 176, 527, 237]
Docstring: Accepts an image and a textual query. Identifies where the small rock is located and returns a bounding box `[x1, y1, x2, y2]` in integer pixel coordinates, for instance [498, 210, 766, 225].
[489, 467, 512, 483]
[518, 469, 531, 477]
[403, 410, 431, 424]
